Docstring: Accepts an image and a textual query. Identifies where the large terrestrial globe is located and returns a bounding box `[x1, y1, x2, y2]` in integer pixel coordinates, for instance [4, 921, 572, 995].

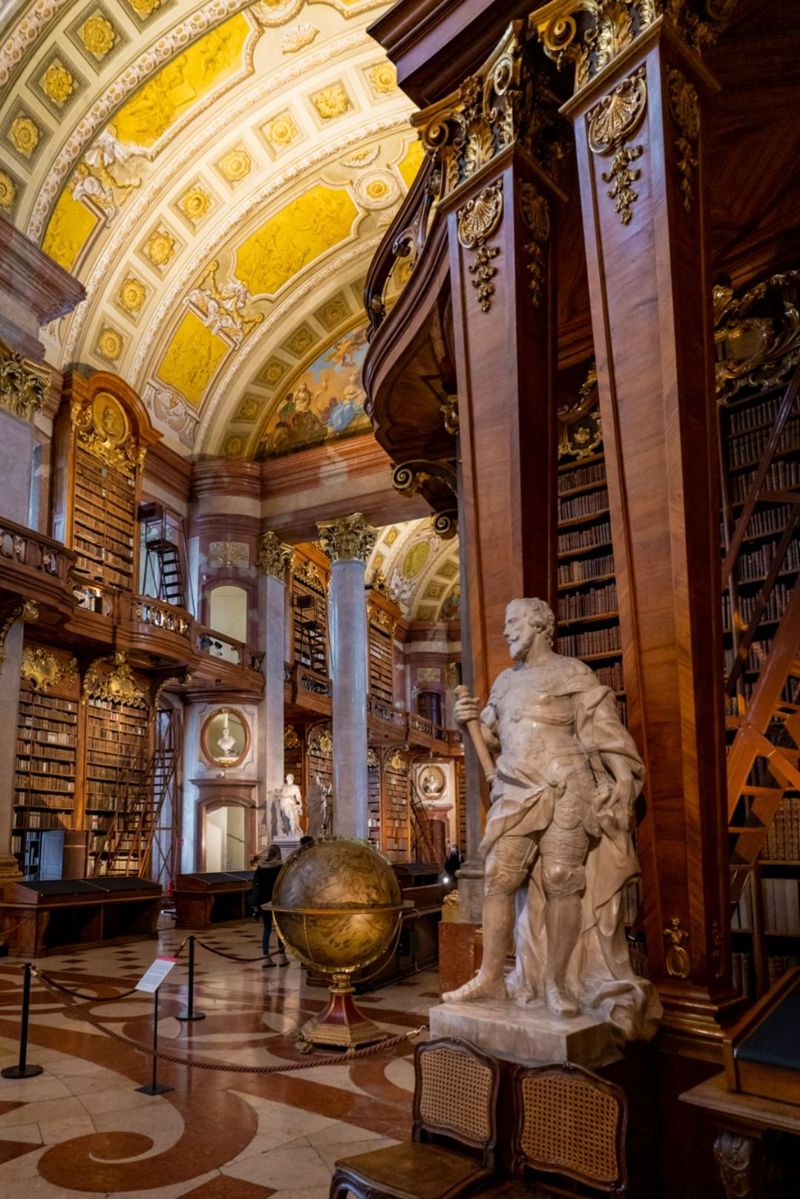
[271, 837, 403, 977]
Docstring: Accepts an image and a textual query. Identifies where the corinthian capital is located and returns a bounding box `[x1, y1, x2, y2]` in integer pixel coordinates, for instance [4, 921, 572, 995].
[0, 342, 49, 423]
[531, 1, 738, 92]
[317, 513, 376, 564]
[257, 531, 293, 581]
[413, 19, 560, 202]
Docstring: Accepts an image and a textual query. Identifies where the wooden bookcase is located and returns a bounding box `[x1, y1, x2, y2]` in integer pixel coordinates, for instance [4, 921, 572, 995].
[382, 749, 411, 862]
[290, 553, 329, 676]
[368, 752, 381, 847]
[368, 623, 394, 708]
[721, 371, 800, 999]
[84, 698, 150, 875]
[52, 372, 158, 595]
[13, 648, 81, 878]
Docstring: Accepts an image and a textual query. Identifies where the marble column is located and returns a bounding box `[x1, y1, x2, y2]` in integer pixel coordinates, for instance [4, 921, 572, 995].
[317, 514, 376, 841]
[0, 350, 46, 882]
[257, 532, 293, 849]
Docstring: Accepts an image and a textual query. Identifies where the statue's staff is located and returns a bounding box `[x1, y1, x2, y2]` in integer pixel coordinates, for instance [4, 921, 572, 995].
[455, 684, 496, 785]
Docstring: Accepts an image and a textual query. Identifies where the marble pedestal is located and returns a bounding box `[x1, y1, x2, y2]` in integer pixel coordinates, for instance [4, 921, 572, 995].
[429, 997, 620, 1068]
[273, 837, 300, 859]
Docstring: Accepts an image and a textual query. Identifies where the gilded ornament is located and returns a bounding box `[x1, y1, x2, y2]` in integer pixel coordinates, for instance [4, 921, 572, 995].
[145, 229, 176, 266]
[667, 66, 699, 212]
[367, 62, 397, 95]
[308, 726, 332, 756]
[258, 531, 293, 581]
[588, 70, 647, 226]
[84, 651, 148, 708]
[281, 22, 319, 54]
[218, 148, 252, 183]
[0, 169, 17, 212]
[663, 915, 691, 978]
[0, 600, 38, 663]
[261, 358, 288, 388]
[316, 298, 350, 330]
[179, 186, 212, 223]
[558, 363, 602, 459]
[118, 276, 147, 314]
[294, 557, 323, 590]
[0, 346, 48, 422]
[223, 435, 245, 457]
[9, 115, 40, 158]
[457, 183, 503, 313]
[714, 270, 800, 402]
[286, 326, 314, 357]
[81, 14, 117, 58]
[124, 0, 162, 16]
[235, 395, 260, 421]
[440, 395, 459, 435]
[264, 113, 299, 149]
[96, 328, 124, 361]
[312, 83, 351, 121]
[41, 62, 76, 105]
[71, 391, 142, 476]
[519, 183, 551, 308]
[20, 646, 78, 692]
[355, 171, 399, 211]
[285, 724, 301, 750]
[317, 513, 376, 563]
[587, 69, 647, 152]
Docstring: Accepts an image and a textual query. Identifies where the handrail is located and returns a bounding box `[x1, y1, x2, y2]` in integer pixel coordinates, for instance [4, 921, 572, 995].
[363, 149, 439, 338]
[0, 517, 76, 580]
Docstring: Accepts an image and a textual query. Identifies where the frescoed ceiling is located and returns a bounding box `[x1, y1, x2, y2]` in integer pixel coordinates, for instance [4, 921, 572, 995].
[367, 518, 460, 623]
[0, 0, 420, 457]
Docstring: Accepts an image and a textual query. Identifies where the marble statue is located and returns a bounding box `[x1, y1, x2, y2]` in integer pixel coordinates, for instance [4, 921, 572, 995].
[278, 773, 303, 839]
[443, 597, 661, 1042]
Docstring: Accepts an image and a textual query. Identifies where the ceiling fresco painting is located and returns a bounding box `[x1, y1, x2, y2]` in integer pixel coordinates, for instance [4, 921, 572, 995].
[367, 519, 461, 624]
[0, 0, 421, 457]
[255, 322, 368, 459]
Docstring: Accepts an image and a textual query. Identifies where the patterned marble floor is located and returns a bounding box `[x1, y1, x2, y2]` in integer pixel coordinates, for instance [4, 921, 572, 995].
[0, 921, 439, 1199]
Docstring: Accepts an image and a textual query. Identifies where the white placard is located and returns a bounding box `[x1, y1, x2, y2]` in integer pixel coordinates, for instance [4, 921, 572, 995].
[136, 956, 178, 994]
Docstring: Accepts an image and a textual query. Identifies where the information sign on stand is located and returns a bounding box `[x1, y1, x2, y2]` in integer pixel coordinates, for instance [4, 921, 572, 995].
[135, 956, 177, 1095]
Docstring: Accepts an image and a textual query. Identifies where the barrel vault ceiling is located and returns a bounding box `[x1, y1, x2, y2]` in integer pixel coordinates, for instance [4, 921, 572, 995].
[0, 0, 421, 458]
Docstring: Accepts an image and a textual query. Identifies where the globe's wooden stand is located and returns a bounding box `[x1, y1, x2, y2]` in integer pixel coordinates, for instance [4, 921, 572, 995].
[300, 971, 390, 1049]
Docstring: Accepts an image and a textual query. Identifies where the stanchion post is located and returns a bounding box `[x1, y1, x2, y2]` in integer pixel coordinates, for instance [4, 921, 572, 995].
[176, 934, 205, 1022]
[1, 962, 43, 1079]
[136, 987, 173, 1096]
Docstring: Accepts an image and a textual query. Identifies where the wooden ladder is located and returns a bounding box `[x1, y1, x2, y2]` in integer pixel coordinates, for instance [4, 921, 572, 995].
[724, 363, 800, 907]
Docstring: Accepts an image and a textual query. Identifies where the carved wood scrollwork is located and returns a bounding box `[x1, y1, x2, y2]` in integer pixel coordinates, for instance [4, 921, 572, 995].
[667, 66, 700, 212]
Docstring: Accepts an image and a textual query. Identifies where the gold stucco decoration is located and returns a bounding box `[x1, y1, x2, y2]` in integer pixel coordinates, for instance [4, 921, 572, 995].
[264, 113, 299, 150]
[118, 276, 147, 313]
[312, 83, 351, 121]
[236, 395, 260, 421]
[218, 148, 252, 182]
[260, 359, 288, 388]
[258, 531, 294, 581]
[41, 62, 76, 105]
[81, 14, 117, 58]
[125, 0, 162, 16]
[317, 512, 376, 563]
[144, 228, 176, 266]
[20, 646, 78, 692]
[71, 390, 143, 476]
[223, 434, 245, 457]
[9, 115, 40, 157]
[84, 651, 148, 708]
[367, 62, 397, 95]
[0, 346, 49, 422]
[286, 326, 314, 357]
[0, 170, 17, 212]
[96, 328, 124, 361]
[179, 186, 212, 224]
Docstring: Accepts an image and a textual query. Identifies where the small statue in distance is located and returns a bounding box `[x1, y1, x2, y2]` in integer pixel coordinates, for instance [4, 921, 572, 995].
[278, 773, 304, 839]
[444, 597, 661, 1043]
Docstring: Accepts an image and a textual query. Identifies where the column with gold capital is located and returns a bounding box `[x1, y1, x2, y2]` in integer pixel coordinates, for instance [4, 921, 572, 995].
[317, 514, 376, 840]
[0, 343, 47, 880]
[257, 532, 293, 847]
[532, 0, 738, 1031]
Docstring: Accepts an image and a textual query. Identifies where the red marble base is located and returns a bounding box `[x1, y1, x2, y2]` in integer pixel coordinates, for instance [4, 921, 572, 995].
[438, 920, 482, 997]
[301, 986, 390, 1049]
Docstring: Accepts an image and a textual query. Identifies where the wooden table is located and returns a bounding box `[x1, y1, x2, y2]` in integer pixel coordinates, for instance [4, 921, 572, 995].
[173, 872, 254, 929]
[681, 1071, 800, 1198]
[0, 878, 162, 956]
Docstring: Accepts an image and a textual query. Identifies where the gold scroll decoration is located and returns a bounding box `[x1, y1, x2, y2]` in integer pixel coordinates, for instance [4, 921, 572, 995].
[587, 68, 647, 226]
[71, 390, 144, 477]
[0, 344, 49, 423]
[20, 645, 78, 692]
[663, 915, 691, 978]
[457, 181, 503, 313]
[84, 650, 148, 708]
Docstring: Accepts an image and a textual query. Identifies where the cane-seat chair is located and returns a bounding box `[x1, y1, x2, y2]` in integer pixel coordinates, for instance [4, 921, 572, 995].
[329, 1037, 500, 1199]
[509, 1064, 628, 1197]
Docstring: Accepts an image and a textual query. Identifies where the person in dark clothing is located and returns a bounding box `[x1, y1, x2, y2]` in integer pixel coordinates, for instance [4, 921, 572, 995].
[444, 844, 462, 881]
[250, 844, 288, 967]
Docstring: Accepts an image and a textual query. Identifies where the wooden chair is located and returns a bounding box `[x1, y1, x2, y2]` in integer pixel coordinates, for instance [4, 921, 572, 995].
[329, 1037, 501, 1199]
[509, 1063, 628, 1197]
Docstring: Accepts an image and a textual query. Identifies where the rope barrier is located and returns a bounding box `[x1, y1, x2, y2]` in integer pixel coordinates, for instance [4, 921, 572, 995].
[31, 968, 139, 1003]
[194, 939, 275, 963]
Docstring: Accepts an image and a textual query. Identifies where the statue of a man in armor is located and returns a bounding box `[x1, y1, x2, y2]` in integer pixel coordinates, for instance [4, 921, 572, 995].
[444, 598, 660, 1041]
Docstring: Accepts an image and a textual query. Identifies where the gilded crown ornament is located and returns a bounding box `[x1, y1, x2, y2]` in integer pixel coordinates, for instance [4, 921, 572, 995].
[84, 651, 147, 708]
[317, 513, 376, 563]
[531, 1, 739, 92]
[258, 531, 293, 580]
[0, 344, 49, 422]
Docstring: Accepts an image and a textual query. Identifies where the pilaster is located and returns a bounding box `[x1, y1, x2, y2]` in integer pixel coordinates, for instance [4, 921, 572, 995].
[257, 531, 293, 840]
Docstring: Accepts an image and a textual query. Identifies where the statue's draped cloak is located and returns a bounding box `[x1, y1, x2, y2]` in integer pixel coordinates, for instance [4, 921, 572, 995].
[479, 659, 662, 1042]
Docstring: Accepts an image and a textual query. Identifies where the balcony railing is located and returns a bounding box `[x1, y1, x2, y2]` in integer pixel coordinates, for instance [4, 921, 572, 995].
[133, 597, 192, 639]
[0, 517, 76, 586]
[195, 625, 264, 674]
